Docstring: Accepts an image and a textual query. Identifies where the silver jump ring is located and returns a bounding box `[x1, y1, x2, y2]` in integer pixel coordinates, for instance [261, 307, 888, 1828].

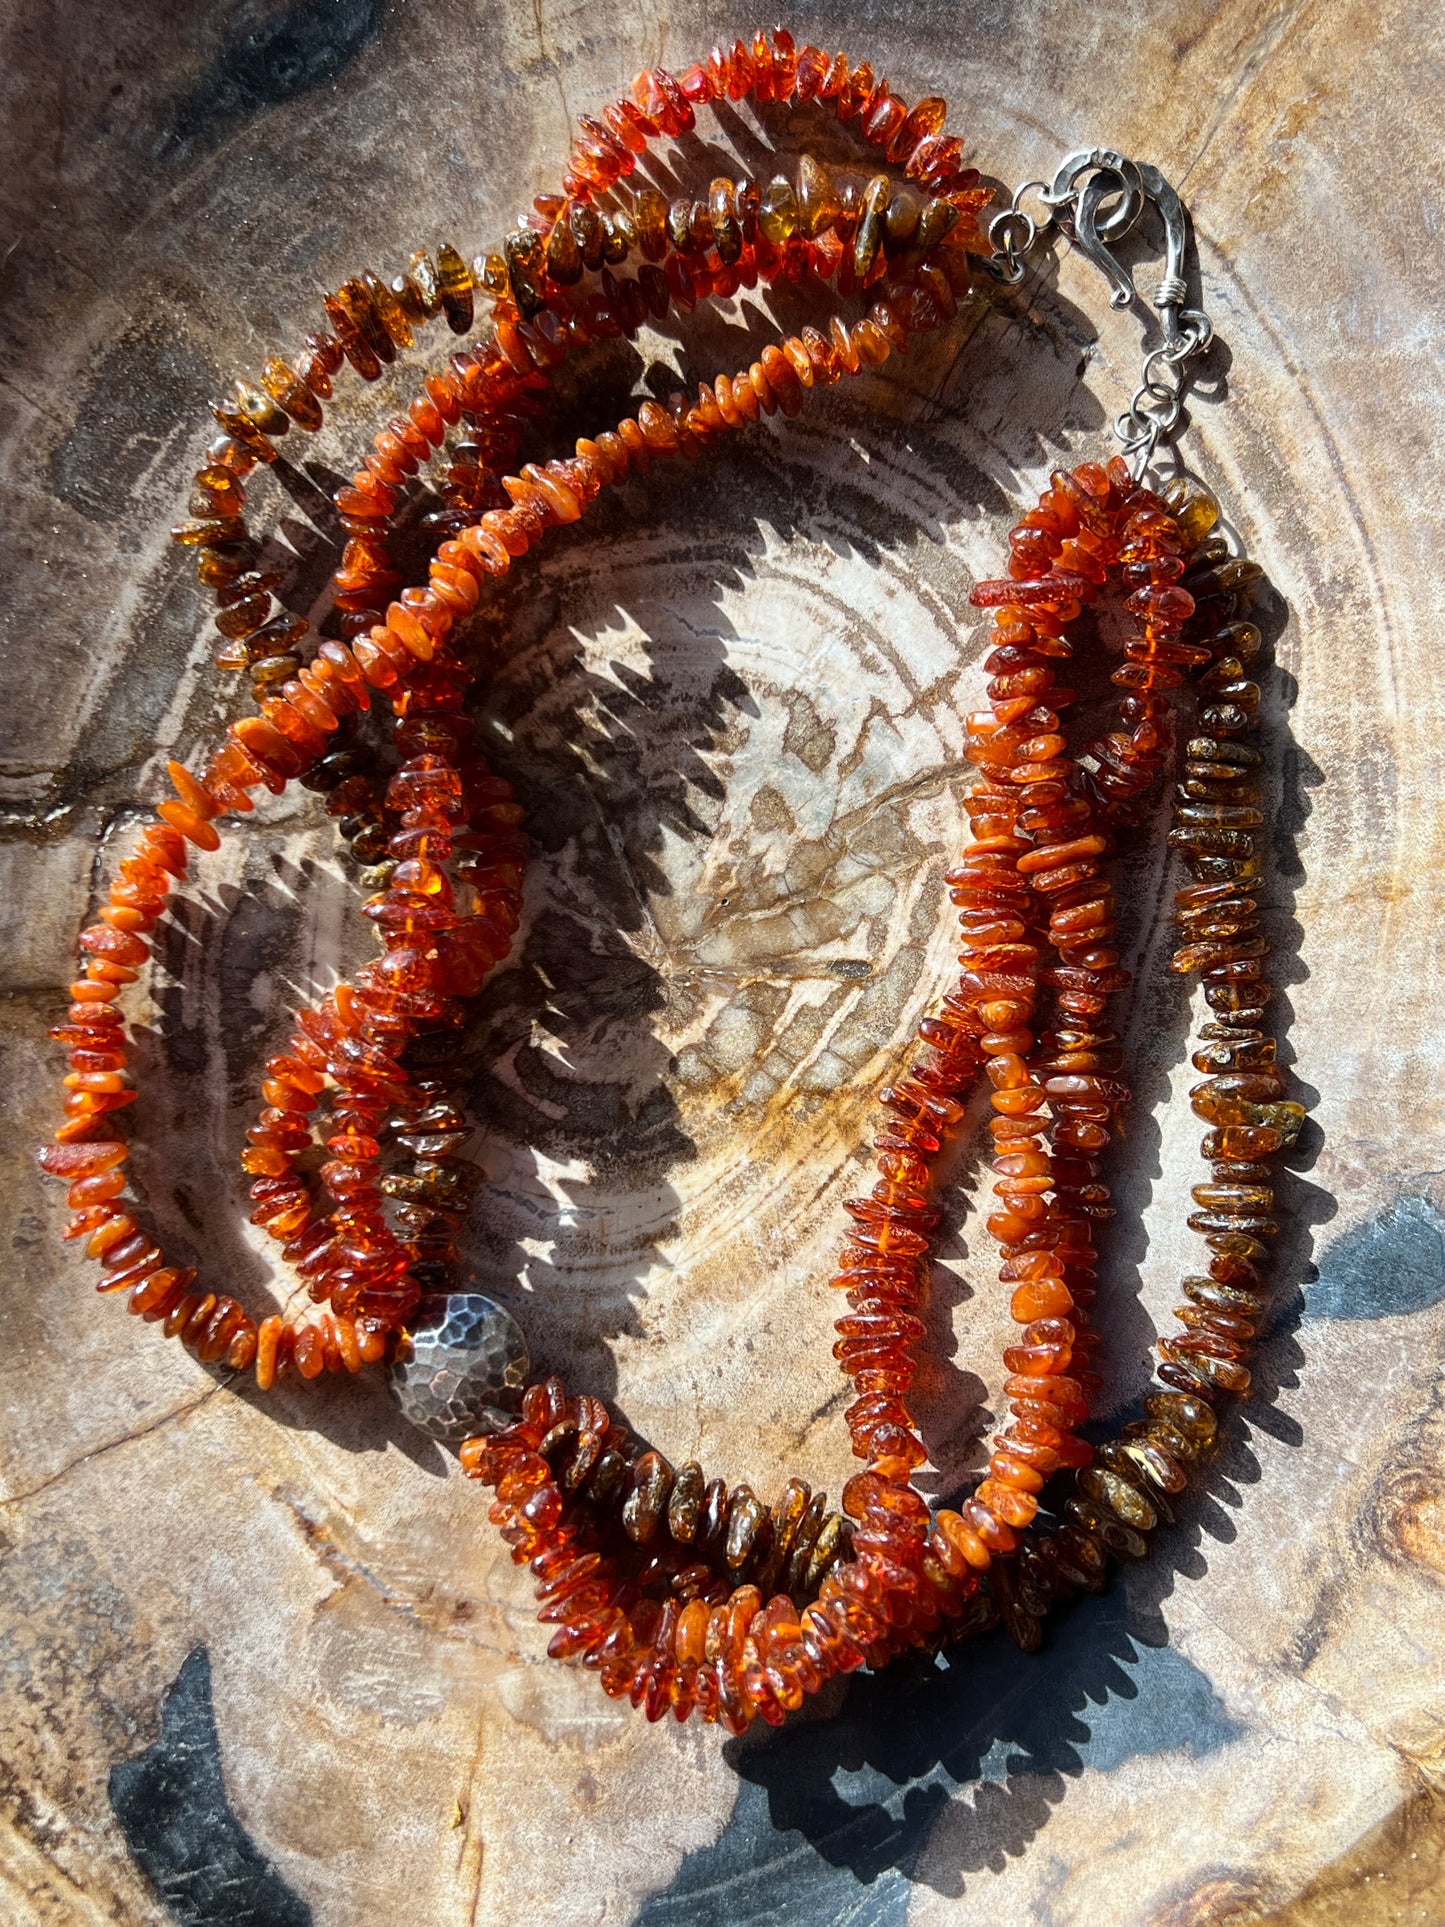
[988, 208, 1038, 256]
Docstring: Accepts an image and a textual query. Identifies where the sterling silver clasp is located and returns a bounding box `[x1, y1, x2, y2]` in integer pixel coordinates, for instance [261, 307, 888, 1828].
[1039, 148, 1198, 347]
[988, 149, 1215, 476]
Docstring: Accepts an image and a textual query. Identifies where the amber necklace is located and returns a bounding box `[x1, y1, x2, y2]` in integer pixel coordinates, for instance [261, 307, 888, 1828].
[37, 30, 1298, 1734]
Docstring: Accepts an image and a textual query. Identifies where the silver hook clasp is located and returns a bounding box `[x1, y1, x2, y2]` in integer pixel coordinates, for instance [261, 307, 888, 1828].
[1037, 148, 1203, 355]
[991, 148, 1214, 476]
[1040, 148, 1146, 308]
[985, 149, 1215, 475]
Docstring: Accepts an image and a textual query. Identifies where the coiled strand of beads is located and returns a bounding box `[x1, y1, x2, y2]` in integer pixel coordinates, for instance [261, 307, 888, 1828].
[38, 29, 1295, 1722]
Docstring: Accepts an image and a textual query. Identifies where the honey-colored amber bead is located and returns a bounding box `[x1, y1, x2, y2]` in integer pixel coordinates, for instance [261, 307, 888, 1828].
[214, 594, 270, 640]
[126, 1267, 186, 1320]
[67, 1169, 127, 1207]
[323, 292, 382, 381]
[1164, 478, 1220, 546]
[472, 252, 507, 300]
[665, 1460, 704, 1542]
[804, 1513, 850, 1588]
[570, 200, 605, 270]
[1145, 1389, 1217, 1447]
[915, 196, 960, 254]
[546, 212, 583, 284]
[622, 1450, 673, 1543]
[1181, 1275, 1266, 1321]
[832, 308, 867, 375]
[226, 1320, 259, 1371]
[1113, 1433, 1189, 1495]
[340, 279, 396, 364]
[796, 154, 840, 237]
[724, 1486, 767, 1570]
[1009, 1275, 1073, 1322]
[884, 188, 922, 246]
[1201, 1123, 1282, 1160]
[293, 1323, 325, 1378]
[602, 210, 633, 262]
[170, 513, 247, 553]
[389, 273, 427, 323]
[203, 433, 257, 479]
[975, 1478, 1038, 1529]
[632, 187, 667, 261]
[196, 553, 248, 592]
[1160, 1336, 1251, 1394]
[852, 175, 891, 280]
[503, 230, 546, 319]
[849, 316, 890, 366]
[665, 197, 693, 253]
[208, 397, 277, 462]
[675, 1597, 710, 1665]
[190, 469, 245, 517]
[249, 653, 301, 687]
[228, 379, 289, 437]
[401, 249, 441, 318]
[1066, 1495, 1147, 1560]
[1077, 1463, 1157, 1529]
[758, 175, 798, 244]
[294, 336, 335, 398]
[362, 270, 414, 349]
[724, 177, 754, 249]
[708, 178, 742, 265]
[890, 95, 947, 164]
[932, 1507, 992, 1572]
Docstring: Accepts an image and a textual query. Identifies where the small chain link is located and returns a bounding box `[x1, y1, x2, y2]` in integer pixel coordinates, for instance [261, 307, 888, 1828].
[983, 180, 1048, 285]
[1114, 308, 1213, 476]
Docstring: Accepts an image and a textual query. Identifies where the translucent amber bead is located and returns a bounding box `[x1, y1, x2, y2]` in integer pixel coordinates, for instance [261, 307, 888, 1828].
[390, 272, 428, 323]
[570, 200, 605, 270]
[435, 244, 474, 333]
[852, 175, 890, 279]
[884, 188, 922, 246]
[171, 516, 246, 550]
[758, 176, 798, 244]
[191, 467, 245, 516]
[794, 45, 828, 99]
[890, 95, 946, 164]
[666, 198, 693, 253]
[503, 230, 546, 318]
[362, 270, 414, 349]
[337, 281, 395, 365]
[632, 187, 667, 261]
[477, 252, 509, 297]
[546, 212, 583, 284]
[1077, 1464, 1156, 1529]
[323, 292, 382, 381]
[407, 250, 444, 316]
[230, 379, 289, 436]
[708, 179, 742, 264]
[1164, 477, 1220, 547]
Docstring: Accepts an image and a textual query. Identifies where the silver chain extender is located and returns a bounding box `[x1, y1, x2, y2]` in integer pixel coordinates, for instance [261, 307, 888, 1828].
[985, 148, 1214, 480]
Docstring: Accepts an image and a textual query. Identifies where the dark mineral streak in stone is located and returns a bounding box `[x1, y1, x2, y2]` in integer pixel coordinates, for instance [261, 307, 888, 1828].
[109, 1646, 311, 1926]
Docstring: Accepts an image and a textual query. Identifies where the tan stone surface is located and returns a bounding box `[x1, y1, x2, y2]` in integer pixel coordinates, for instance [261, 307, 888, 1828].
[1, 0, 1442, 1923]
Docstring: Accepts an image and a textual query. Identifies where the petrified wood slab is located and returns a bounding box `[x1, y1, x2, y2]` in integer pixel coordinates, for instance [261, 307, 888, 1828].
[2, 1, 1443, 1924]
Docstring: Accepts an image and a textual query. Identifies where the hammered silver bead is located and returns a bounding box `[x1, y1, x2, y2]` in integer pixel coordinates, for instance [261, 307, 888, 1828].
[387, 1293, 529, 1443]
